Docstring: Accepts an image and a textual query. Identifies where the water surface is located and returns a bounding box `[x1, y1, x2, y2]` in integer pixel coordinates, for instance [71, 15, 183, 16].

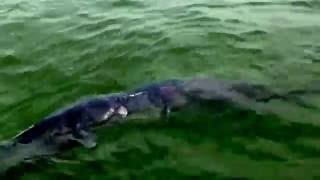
[1, 0, 320, 179]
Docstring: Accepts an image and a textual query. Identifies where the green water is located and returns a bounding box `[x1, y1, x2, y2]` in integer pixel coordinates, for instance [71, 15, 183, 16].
[1, 0, 320, 179]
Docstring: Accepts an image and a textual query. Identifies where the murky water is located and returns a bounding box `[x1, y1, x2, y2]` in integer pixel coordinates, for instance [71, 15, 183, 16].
[1, 0, 320, 179]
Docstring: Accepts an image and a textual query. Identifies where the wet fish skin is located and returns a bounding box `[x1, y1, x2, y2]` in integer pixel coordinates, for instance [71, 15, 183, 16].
[1, 77, 317, 173]
[10, 78, 314, 148]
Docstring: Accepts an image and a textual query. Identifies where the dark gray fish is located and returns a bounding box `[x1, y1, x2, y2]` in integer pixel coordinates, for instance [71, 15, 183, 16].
[0, 77, 318, 173]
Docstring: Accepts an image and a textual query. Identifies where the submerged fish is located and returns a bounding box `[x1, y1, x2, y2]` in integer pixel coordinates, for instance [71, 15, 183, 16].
[0, 78, 318, 173]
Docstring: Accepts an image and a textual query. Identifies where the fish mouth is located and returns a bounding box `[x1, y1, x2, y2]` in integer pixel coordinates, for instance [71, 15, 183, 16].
[102, 105, 128, 121]
[117, 105, 128, 118]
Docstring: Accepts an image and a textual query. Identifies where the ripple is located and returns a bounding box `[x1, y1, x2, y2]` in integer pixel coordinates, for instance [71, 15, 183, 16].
[111, 0, 146, 8]
[208, 31, 245, 42]
[240, 30, 269, 36]
[1, 0, 320, 178]
[290, 1, 313, 8]
[0, 54, 21, 66]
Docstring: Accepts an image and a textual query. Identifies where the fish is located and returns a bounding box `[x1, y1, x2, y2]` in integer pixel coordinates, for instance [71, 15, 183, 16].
[0, 77, 318, 173]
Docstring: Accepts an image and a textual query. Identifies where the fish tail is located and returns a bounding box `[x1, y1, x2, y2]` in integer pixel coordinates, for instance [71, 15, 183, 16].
[181, 78, 320, 111]
[241, 80, 320, 110]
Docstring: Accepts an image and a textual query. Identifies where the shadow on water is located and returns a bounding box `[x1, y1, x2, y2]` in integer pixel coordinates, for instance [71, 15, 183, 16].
[2, 100, 320, 179]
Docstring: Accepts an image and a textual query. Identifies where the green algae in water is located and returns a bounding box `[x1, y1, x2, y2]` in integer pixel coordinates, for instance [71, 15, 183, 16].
[1, 0, 320, 179]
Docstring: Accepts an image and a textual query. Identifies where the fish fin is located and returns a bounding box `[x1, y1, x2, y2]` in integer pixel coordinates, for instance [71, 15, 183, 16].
[161, 105, 171, 122]
[70, 131, 97, 149]
[77, 135, 97, 149]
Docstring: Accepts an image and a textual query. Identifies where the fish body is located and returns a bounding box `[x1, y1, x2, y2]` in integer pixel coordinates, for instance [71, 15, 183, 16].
[4, 78, 305, 150]
[1, 77, 317, 172]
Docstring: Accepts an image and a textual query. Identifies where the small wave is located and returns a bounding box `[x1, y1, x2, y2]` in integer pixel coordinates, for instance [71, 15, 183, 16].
[111, 0, 146, 8]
